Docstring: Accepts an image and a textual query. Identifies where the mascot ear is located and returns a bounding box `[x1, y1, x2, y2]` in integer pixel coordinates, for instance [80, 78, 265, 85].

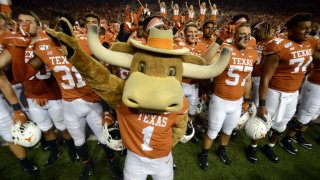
[110, 42, 135, 54]
[181, 55, 206, 65]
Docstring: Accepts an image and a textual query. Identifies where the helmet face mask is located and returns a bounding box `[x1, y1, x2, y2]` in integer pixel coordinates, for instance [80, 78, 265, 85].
[11, 121, 41, 147]
[235, 101, 257, 130]
[196, 98, 209, 123]
[103, 121, 125, 151]
[245, 114, 273, 140]
[179, 119, 195, 143]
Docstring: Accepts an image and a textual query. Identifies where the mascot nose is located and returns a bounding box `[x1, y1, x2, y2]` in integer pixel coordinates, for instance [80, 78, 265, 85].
[127, 94, 181, 111]
[122, 72, 184, 112]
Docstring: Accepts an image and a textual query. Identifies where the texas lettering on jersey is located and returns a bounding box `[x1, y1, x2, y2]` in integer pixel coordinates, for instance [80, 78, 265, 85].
[22, 45, 61, 100]
[33, 34, 99, 102]
[214, 44, 258, 100]
[117, 98, 188, 159]
[264, 37, 317, 92]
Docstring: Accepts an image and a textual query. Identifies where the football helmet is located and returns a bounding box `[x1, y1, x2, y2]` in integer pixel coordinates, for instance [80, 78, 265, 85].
[180, 119, 195, 143]
[245, 114, 273, 140]
[235, 102, 257, 130]
[196, 98, 209, 121]
[102, 112, 124, 151]
[11, 121, 41, 147]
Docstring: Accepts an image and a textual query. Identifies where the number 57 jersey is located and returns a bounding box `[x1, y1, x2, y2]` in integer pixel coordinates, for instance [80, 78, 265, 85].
[214, 44, 258, 100]
[263, 37, 318, 93]
[33, 35, 99, 102]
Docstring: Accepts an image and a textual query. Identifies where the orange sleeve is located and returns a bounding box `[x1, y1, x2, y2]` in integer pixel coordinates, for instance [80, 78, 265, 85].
[5, 45, 38, 83]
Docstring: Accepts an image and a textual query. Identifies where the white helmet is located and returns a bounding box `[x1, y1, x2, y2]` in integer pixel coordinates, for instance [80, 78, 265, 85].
[196, 98, 209, 121]
[180, 119, 195, 143]
[245, 114, 273, 140]
[11, 121, 41, 147]
[235, 102, 257, 130]
[103, 112, 124, 151]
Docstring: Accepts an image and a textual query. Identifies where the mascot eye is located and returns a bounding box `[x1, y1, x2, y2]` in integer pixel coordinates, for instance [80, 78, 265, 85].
[168, 66, 176, 76]
[137, 62, 146, 73]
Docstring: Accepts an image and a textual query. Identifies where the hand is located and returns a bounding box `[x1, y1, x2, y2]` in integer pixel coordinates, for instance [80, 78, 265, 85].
[13, 110, 27, 124]
[218, 24, 235, 42]
[257, 106, 267, 118]
[18, 21, 30, 37]
[242, 101, 249, 113]
[32, 98, 48, 107]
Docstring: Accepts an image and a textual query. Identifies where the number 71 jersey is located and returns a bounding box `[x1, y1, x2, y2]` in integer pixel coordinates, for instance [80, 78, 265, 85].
[264, 37, 318, 92]
[214, 44, 258, 100]
[33, 36, 99, 102]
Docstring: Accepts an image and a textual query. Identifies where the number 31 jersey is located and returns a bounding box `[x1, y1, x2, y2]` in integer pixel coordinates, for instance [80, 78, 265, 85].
[264, 37, 318, 92]
[214, 44, 258, 100]
[33, 35, 99, 102]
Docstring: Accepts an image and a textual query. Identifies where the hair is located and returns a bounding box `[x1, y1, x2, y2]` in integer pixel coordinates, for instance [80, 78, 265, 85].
[235, 23, 251, 34]
[232, 13, 250, 24]
[253, 22, 273, 41]
[13, 9, 41, 26]
[184, 22, 198, 33]
[202, 20, 214, 30]
[84, 13, 100, 24]
[285, 12, 313, 29]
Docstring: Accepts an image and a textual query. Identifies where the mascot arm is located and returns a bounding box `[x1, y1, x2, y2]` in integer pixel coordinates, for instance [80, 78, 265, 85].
[70, 49, 125, 108]
[172, 113, 188, 146]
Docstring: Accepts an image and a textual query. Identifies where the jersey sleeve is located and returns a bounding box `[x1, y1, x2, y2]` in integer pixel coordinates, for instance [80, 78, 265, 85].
[263, 38, 284, 57]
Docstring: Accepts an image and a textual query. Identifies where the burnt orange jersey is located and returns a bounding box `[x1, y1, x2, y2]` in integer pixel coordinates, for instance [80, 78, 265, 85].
[117, 98, 188, 158]
[198, 36, 216, 47]
[33, 34, 99, 102]
[264, 37, 318, 92]
[23, 46, 61, 100]
[214, 44, 258, 100]
[0, 31, 38, 84]
[176, 41, 207, 84]
[176, 41, 207, 57]
[306, 40, 320, 85]
[252, 38, 272, 77]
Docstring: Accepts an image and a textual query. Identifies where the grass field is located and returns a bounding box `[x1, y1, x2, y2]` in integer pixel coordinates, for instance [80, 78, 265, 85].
[1, 124, 320, 180]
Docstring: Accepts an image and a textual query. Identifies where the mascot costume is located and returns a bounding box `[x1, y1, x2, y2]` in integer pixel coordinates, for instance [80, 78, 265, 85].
[46, 18, 230, 180]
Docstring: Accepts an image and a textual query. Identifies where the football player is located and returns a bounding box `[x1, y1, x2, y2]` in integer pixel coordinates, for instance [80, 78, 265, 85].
[198, 21, 216, 47]
[279, 44, 320, 152]
[0, 10, 120, 179]
[176, 22, 207, 143]
[198, 23, 258, 170]
[256, 12, 320, 163]
[14, 10, 79, 166]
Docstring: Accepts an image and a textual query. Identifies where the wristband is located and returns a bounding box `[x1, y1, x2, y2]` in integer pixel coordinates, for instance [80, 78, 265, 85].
[215, 37, 223, 45]
[259, 99, 266, 106]
[244, 98, 250, 102]
[12, 103, 22, 111]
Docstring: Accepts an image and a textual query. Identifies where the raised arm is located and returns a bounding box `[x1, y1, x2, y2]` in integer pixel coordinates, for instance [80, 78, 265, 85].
[208, 0, 212, 9]
[137, 0, 144, 8]
[185, 1, 189, 11]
